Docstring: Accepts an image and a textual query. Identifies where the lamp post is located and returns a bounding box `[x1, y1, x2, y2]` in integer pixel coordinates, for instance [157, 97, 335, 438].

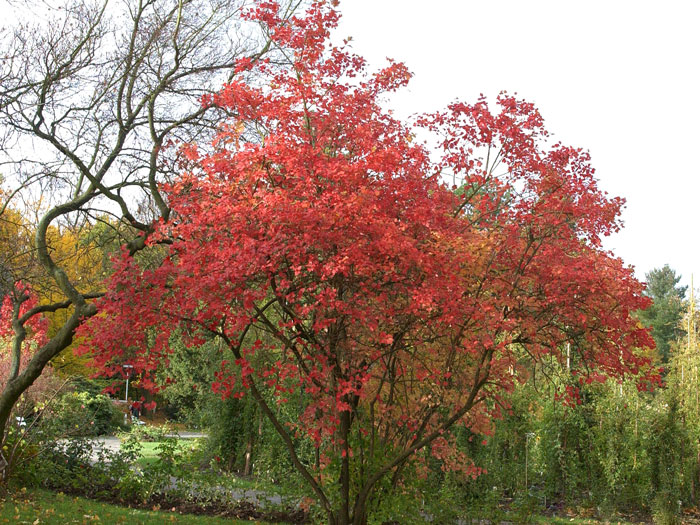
[123, 364, 134, 403]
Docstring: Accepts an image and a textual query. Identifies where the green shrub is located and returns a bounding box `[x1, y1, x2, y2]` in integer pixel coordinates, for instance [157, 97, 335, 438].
[120, 423, 170, 442]
[16, 436, 142, 501]
[201, 396, 254, 471]
[647, 394, 692, 523]
[42, 391, 123, 437]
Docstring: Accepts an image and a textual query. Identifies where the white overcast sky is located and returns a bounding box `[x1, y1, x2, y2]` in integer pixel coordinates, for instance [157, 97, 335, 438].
[333, 0, 700, 290]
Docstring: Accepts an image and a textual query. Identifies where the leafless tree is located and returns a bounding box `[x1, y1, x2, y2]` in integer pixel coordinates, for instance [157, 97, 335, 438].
[0, 0, 302, 475]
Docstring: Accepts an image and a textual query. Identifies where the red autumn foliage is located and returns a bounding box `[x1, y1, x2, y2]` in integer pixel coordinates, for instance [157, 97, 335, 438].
[0, 285, 48, 347]
[77, 1, 658, 522]
[1, 284, 55, 410]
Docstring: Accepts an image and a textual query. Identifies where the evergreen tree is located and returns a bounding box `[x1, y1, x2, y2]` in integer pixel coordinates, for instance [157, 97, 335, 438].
[638, 265, 687, 362]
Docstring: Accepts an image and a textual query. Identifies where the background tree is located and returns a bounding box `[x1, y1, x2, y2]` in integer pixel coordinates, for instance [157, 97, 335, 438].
[81, 4, 659, 523]
[0, 0, 303, 473]
[638, 265, 687, 363]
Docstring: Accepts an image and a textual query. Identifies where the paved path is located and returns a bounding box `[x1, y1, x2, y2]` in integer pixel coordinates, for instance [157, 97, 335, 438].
[168, 431, 206, 439]
[89, 435, 121, 455]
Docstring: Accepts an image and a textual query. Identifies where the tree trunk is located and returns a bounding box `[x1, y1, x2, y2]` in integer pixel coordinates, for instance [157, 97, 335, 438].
[243, 417, 259, 476]
[351, 505, 368, 525]
[0, 304, 92, 480]
[338, 408, 351, 525]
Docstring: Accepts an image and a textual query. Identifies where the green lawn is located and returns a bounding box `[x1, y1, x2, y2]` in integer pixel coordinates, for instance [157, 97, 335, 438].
[134, 440, 178, 467]
[0, 487, 264, 524]
[133, 438, 202, 467]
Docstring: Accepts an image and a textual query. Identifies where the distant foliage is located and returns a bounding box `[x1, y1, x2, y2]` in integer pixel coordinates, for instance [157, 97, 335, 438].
[637, 265, 687, 363]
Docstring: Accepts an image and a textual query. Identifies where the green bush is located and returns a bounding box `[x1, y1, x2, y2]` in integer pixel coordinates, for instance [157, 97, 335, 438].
[201, 396, 254, 471]
[18, 432, 193, 504]
[647, 394, 692, 523]
[16, 436, 142, 500]
[42, 391, 123, 437]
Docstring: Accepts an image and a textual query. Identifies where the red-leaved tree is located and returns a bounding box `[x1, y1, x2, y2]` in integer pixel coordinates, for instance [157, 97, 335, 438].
[79, 2, 658, 523]
[1, 283, 55, 472]
[1, 284, 49, 387]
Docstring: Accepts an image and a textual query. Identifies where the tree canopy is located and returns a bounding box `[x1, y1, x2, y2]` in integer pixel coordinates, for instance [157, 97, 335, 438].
[77, 2, 659, 523]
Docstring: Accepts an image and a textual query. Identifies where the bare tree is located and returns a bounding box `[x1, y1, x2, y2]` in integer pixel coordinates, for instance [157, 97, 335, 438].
[0, 0, 301, 475]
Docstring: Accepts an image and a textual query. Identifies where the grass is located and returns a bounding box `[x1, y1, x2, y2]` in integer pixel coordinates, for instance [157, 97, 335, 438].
[134, 440, 179, 467]
[0, 487, 265, 524]
[133, 438, 204, 467]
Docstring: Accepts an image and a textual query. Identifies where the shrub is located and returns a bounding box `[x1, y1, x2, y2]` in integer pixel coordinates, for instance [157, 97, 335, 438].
[42, 391, 123, 437]
[119, 423, 170, 442]
[15, 435, 142, 500]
